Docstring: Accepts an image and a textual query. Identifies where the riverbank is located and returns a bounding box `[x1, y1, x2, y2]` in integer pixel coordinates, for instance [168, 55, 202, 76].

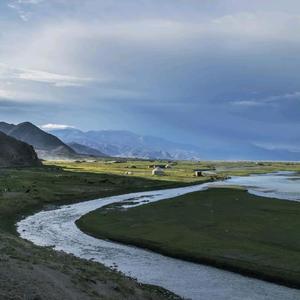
[0, 166, 185, 299]
[77, 188, 300, 289]
[1, 165, 199, 233]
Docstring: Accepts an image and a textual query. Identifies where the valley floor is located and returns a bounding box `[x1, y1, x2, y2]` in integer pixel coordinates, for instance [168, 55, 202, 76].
[1, 160, 300, 299]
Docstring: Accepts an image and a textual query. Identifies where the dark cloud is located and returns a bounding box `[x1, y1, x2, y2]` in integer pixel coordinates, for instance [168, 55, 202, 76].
[0, 0, 300, 157]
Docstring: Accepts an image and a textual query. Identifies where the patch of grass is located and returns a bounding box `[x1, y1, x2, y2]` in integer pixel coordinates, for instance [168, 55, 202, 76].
[77, 188, 300, 289]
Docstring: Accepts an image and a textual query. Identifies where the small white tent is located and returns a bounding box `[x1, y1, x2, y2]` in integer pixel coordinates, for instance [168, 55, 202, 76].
[152, 167, 164, 176]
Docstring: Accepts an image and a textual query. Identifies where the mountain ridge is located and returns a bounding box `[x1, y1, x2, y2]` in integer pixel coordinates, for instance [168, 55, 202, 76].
[49, 127, 300, 161]
[0, 122, 76, 159]
[49, 128, 202, 160]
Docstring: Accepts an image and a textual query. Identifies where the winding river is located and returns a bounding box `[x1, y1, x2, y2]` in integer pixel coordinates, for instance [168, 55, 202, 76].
[17, 172, 300, 300]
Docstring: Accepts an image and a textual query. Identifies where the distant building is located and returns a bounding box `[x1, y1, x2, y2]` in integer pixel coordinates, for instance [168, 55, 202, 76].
[152, 167, 165, 176]
[194, 169, 217, 177]
[201, 171, 217, 176]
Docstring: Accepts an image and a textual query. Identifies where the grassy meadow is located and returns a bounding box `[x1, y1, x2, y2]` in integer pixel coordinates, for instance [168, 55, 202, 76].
[44, 159, 300, 181]
[77, 188, 300, 288]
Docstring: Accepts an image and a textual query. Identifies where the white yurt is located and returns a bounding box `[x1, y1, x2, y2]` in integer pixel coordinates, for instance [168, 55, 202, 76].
[152, 167, 164, 176]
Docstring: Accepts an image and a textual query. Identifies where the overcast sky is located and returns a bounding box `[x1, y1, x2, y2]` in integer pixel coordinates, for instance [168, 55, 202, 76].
[0, 0, 300, 155]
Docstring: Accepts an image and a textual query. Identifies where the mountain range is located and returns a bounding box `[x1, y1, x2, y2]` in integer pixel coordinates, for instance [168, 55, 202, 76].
[0, 122, 76, 159]
[48, 128, 203, 160]
[0, 121, 299, 161]
[48, 127, 300, 161]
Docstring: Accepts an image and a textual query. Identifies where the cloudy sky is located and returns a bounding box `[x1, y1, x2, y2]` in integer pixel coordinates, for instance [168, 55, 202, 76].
[1, 0, 300, 157]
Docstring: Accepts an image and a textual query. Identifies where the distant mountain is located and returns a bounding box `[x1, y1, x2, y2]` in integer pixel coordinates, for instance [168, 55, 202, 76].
[48, 127, 300, 161]
[49, 128, 203, 160]
[0, 131, 41, 167]
[68, 142, 108, 157]
[0, 122, 76, 159]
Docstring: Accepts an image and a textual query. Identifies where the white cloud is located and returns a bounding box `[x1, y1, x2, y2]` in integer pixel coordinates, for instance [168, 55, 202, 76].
[0, 87, 44, 102]
[264, 91, 300, 103]
[36, 13, 300, 47]
[8, 0, 45, 21]
[231, 100, 263, 107]
[231, 91, 300, 107]
[40, 123, 75, 130]
[0, 88, 15, 100]
[210, 12, 300, 42]
[17, 68, 95, 87]
[0, 63, 98, 87]
[17, 0, 44, 3]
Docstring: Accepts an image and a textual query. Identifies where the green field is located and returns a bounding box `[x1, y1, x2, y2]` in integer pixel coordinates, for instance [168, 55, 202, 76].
[45, 159, 300, 181]
[77, 188, 300, 288]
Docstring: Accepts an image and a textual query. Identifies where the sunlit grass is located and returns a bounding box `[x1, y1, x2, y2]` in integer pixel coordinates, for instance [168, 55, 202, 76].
[44, 159, 300, 183]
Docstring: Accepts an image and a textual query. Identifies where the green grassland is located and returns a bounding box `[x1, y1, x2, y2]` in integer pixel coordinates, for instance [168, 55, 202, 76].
[77, 188, 300, 289]
[45, 159, 300, 181]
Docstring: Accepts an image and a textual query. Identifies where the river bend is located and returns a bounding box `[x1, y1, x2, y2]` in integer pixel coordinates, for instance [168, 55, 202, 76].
[17, 172, 300, 300]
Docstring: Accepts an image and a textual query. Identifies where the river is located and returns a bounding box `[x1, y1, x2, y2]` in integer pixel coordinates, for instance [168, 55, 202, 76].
[17, 172, 300, 300]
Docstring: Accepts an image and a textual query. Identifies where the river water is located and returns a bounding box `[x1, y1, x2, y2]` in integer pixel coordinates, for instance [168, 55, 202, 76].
[17, 172, 300, 300]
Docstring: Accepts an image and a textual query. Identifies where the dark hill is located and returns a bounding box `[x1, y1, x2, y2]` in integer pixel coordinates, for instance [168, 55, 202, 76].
[0, 132, 41, 167]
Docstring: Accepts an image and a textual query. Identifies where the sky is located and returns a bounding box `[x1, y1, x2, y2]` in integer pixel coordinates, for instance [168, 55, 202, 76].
[0, 0, 300, 157]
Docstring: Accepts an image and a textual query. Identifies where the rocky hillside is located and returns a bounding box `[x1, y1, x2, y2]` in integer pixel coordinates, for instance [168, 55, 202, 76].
[0, 132, 41, 167]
